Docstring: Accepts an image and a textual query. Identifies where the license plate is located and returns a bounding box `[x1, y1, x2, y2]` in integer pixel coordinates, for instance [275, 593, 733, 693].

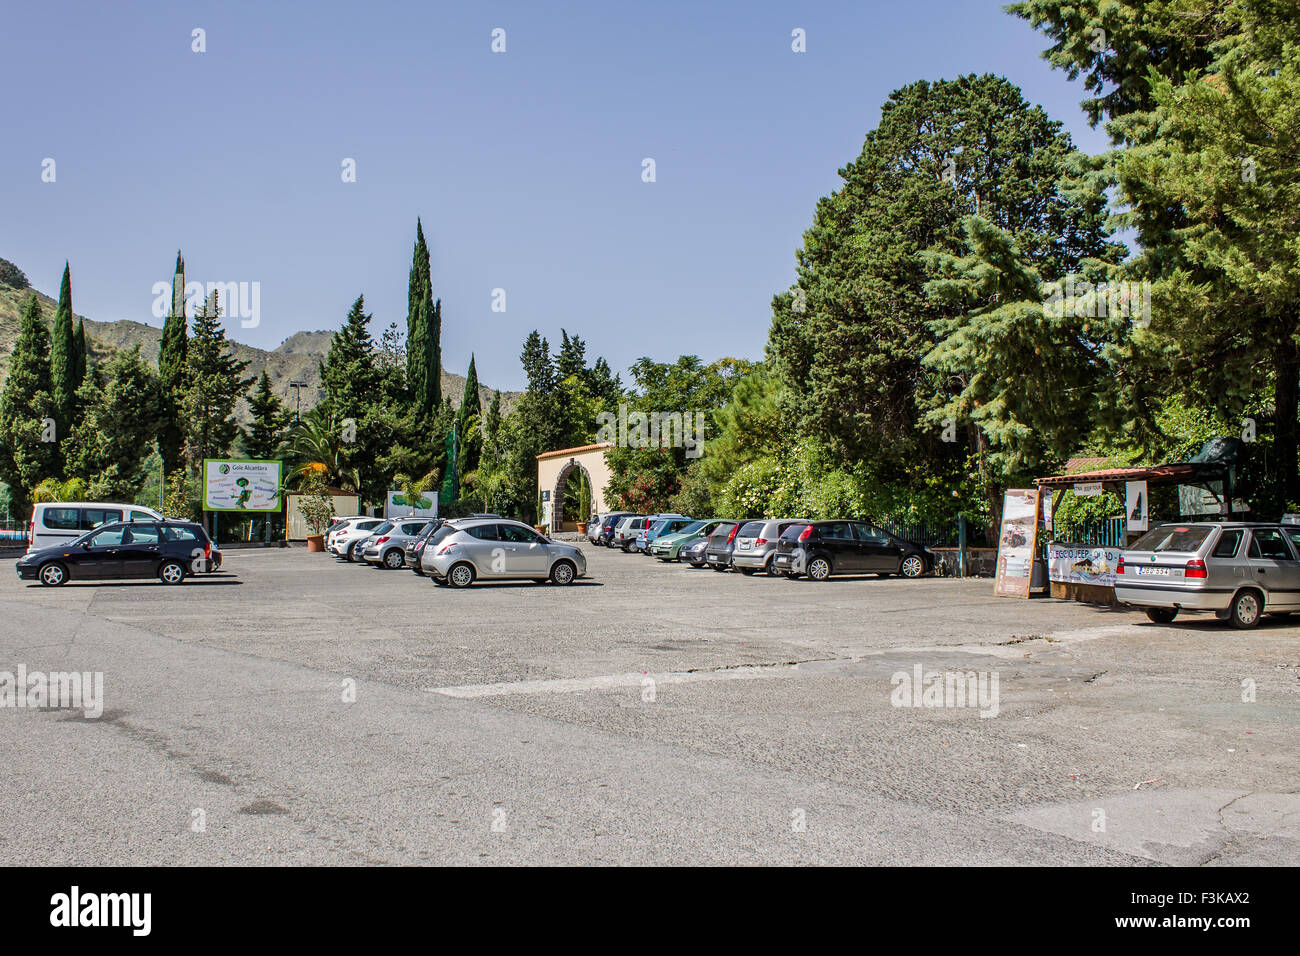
[1136, 566, 1171, 576]
[738, 541, 752, 550]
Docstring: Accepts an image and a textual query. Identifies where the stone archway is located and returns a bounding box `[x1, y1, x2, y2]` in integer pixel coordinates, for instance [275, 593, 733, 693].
[536, 443, 613, 534]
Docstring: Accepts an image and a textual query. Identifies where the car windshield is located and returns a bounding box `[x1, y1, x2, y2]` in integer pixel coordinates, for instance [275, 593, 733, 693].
[1130, 526, 1214, 552]
[676, 521, 707, 535]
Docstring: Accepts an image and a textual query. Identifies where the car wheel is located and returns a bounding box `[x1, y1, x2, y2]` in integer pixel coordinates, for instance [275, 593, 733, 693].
[159, 560, 186, 585]
[1229, 589, 1262, 629]
[1144, 607, 1178, 624]
[620, 544, 631, 553]
[807, 556, 831, 581]
[448, 562, 475, 589]
[383, 549, 404, 569]
[38, 562, 68, 586]
[345, 542, 357, 562]
[550, 560, 577, 585]
[900, 555, 925, 578]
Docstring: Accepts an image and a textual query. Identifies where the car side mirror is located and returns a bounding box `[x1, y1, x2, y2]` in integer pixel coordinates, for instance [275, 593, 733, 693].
[81, 542, 91, 549]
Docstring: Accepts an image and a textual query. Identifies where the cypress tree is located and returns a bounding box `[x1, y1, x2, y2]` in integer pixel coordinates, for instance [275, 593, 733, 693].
[158, 251, 189, 467]
[72, 317, 87, 390]
[455, 354, 482, 474]
[50, 262, 77, 436]
[405, 219, 442, 417]
[406, 221, 430, 411]
[0, 296, 60, 516]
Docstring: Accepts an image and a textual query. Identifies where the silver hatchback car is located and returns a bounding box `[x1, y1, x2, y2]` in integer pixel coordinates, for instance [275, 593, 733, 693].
[731, 518, 808, 574]
[1113, 521, 1300, 628]
[420, 517, 587, 587]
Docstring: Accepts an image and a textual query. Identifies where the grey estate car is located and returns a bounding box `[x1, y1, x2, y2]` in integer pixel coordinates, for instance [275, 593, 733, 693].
[419, 517, 587, 587]
[1113, 521, 1300, 628]
[731, 518, 809, 574]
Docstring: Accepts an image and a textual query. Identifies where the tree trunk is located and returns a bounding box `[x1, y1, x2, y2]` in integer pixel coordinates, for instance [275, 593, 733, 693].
[969, 423, 1000, 544]
[1275, 336, 1300, 510]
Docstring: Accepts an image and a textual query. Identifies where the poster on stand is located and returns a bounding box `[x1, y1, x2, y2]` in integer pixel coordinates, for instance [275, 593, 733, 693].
[994, 488, 1040, 598]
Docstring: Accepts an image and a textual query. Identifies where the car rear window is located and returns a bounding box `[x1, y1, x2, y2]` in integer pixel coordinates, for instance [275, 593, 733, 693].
[781, 523, 809, 540]
[1212, 529, 1244, 558]
[1130, 526, 1212, 553]
[709, 523, 737, 543]
[737, 521, 765, 537]
[427, 526, 455, 547]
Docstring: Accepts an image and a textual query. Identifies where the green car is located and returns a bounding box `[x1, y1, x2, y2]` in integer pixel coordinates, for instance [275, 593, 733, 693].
[648, 519, 729, 561]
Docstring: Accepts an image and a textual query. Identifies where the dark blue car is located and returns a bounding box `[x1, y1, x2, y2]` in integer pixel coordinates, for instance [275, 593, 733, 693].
[17, 519, 218, 586]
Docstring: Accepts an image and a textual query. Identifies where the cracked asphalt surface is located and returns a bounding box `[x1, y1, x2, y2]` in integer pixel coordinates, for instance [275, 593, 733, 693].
[2, 543, 1297, 865]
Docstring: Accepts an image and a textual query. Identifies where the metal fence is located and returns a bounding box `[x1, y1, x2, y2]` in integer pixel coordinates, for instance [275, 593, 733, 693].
[0, 519, 27, 545]
[875, 516, 991, 549]
[1051, 515, 1127, 548]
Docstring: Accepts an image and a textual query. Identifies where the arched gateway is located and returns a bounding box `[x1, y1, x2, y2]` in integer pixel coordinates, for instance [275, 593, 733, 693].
[535, 443, 613, 534]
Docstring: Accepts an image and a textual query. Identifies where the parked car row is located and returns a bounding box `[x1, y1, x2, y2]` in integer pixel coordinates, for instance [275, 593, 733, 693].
[587, 512, 934, 580]
[327, 514, 586, 588]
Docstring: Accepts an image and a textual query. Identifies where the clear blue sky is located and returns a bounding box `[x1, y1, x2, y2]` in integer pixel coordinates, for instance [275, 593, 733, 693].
[0, 0, 1107, 392]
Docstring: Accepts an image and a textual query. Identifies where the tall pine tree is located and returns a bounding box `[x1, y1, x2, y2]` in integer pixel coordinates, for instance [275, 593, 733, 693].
[50, 262, 77, 442]
[241, 370, 292, 460]
[180, 290, 252, 473]
[158, 251, 189, 467]
[0, 296, 60, 516]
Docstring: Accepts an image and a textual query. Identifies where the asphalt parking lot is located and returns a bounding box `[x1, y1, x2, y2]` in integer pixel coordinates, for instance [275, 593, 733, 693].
[3, 543, 1298, 865]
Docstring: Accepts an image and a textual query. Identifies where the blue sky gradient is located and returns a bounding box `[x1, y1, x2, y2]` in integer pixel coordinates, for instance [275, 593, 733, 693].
[0, 1, 1109, 391]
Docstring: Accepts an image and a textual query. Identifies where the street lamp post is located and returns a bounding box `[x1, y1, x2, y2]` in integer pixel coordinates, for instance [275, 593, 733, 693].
[289, 381, 306, 421]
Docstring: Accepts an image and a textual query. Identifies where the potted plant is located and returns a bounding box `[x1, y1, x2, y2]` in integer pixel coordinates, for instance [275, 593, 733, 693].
[297, 471, 335, 552]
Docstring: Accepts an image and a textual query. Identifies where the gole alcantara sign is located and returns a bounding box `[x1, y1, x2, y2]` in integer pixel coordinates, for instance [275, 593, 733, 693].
[202, 459, 282, 513]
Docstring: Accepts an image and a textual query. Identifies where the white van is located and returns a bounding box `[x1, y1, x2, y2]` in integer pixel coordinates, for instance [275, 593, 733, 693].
[28, 502, 163, 552]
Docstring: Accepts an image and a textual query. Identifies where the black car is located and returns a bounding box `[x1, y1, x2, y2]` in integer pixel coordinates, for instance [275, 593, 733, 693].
[17, 519, 216, 586]
[773, 520, 931, 581]
[404, 518, 446, 573]
[704, 521, 741, 571]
